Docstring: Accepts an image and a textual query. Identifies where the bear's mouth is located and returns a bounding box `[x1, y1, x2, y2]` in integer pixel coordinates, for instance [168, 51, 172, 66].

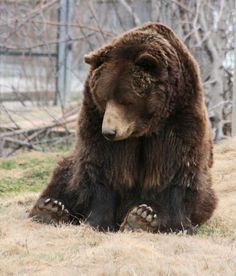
[102, 127, 134, 141]
[102, 128, 117, 141]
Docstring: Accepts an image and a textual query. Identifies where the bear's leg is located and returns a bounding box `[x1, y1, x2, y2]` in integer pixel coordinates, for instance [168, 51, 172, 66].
[29, 156, 76, 224]
[84, 184, 118, 231]
[188, 187, 218, 226]
[120, 186, 194, 234]
[30, 156, 118, 229]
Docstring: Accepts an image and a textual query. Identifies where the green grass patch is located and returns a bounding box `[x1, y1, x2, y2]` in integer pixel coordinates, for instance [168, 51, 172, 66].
[0, 151, 68, 195]
[0, 160, 18, 170]
[197, 217, 234, 238]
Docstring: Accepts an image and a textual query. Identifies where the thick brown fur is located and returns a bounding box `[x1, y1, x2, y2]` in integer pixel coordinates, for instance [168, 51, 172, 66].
[30, 23, 217, 233]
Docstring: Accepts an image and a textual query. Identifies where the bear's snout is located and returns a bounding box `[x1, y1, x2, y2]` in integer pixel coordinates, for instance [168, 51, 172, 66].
[102, 100, 135, 141]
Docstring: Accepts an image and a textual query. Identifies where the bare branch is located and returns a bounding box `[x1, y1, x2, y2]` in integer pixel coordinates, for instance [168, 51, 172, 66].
[118, 0, 141, 26]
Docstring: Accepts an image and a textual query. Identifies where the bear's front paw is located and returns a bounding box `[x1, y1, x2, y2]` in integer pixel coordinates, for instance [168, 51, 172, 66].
[30, 198, 70, 225]
[120, 204, 159, 232]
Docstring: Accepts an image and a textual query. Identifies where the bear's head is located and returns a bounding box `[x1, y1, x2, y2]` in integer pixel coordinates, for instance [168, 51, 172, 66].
[85, 23, 201, 141]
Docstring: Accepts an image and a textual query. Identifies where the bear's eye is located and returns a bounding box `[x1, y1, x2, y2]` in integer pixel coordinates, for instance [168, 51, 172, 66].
[135, 53, 158, 73]
[117, 99, 132, 106]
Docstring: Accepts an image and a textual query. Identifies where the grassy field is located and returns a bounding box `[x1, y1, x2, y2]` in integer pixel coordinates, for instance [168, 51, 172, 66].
[0, 139, 236, 275]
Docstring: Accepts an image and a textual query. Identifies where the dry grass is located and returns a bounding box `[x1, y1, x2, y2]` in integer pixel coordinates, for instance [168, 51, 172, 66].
[1, 139, 236, 275]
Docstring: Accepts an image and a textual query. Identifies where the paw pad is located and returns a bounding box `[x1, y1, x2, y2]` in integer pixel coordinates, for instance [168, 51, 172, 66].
[120, 204, 159, 232]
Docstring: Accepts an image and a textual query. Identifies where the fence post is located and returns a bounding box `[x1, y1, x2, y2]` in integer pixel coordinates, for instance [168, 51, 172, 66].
[232, 9, 236, 137]
[55, 0, 74, 107]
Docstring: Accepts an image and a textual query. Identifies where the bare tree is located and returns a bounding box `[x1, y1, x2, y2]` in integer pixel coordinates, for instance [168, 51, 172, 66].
[233, 13, 236, 137]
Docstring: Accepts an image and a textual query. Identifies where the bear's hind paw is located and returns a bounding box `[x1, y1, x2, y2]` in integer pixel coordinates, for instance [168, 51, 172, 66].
[30, 198, 70, 225]
[120, 204, 159, 232]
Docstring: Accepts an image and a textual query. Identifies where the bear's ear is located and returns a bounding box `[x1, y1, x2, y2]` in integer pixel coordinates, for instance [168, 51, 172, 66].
[135, 53, 159, 73]
[138, 23, 200, 84]
[84, 44, 113, 68]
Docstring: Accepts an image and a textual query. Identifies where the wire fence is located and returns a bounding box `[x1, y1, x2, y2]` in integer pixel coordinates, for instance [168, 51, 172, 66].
[0, 0, 234, 156]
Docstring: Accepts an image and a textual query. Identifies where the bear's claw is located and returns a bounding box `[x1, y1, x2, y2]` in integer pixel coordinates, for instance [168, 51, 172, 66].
[39, 198, 69, 215]
[30, 197, 70, 224]
[120, 204, 159, 232]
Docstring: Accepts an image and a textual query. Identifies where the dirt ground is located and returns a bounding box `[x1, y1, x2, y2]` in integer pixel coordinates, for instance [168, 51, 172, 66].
[0, 138, 236, 276]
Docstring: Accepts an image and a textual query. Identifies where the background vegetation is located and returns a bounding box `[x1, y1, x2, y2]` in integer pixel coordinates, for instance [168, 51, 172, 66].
[1, 0, 235, 159]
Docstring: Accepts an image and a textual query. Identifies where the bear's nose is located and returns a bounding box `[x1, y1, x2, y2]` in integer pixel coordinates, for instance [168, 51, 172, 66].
[102, 128, 116, 140]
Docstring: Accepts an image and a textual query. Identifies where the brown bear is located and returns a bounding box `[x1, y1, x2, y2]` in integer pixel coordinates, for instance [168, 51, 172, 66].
[29, 23, 217, 234]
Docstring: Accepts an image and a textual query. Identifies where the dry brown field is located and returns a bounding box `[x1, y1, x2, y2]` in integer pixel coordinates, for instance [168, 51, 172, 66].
[0, 138, 236, 275]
